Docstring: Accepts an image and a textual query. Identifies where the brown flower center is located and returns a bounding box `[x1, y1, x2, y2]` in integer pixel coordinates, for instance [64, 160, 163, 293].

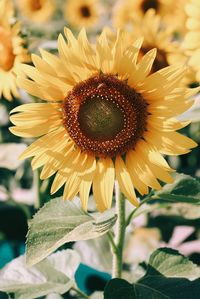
[30, 0, 42, 11]
[80, 5, 91, 18]
[0, 27, 15, 71]
[140, 46, 168, 73]
[63, 74, 148, 158]
[141, 0, 160, 13]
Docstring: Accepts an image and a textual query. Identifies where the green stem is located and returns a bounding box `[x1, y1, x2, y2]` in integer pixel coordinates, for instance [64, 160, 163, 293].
[107, 231, 118, 254]
[126, 195, 152, 226]
[71, 287, 90, 299]
[112, 182, 126, 278]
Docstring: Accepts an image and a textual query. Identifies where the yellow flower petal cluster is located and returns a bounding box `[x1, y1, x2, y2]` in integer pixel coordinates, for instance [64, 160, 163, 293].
[64, 0, 103, 30]
[16, 0, 55, 24]
[112, 0, 187, 34]
[0, 0, 30, 101]
[10, 28, 197, 211]
[128, 9, 196, 86]
[128, 10, 178, 72]
[183, 0, 200, 82]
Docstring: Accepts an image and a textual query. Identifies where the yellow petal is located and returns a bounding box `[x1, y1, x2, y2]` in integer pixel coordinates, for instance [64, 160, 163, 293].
[79, 171, 95, 211]
[126, 149, 161, 191]
[126, 154, 149, 195]
[51, 170, 70, 194]
[115, 156, 139, 207]
[136, 141, 174, 184]
[63, 172, 81, 200]
[135, 48, 157, 82]
[93, 158, 115, 212]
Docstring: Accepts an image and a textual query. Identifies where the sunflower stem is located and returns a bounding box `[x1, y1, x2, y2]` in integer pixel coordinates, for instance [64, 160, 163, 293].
[126, 195, 152, 226]
[112, 182, 126, 278]
[107, 231, 118, 254]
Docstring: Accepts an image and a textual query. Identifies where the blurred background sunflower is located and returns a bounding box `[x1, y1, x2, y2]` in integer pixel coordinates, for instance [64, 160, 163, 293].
[64, 0, 104, 30]
[0, 1, 200, 299]
[16, 0, 55, 24]
[0, 0, 29, 101]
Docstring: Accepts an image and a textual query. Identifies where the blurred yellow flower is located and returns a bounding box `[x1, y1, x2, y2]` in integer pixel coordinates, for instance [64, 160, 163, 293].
[183, 0, 200, 82]
[10, 28, 197, 211]
[184, 0, 200, 51]
[127, 9, 195, 86]
[64, 0, 103, 30]
[112, 0, 187, 35]
[0, 0, 14, 28]
[128, 10, 177, 73]
[16, 0, 55, 23]
[0, 0, 30, 101]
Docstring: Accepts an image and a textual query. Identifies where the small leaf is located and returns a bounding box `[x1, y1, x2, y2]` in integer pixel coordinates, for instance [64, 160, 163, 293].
[151, 173, 200, 204]
[0, 249, 80, 299]
[27, 198, 117, 266]
[147, 248, 200, 280]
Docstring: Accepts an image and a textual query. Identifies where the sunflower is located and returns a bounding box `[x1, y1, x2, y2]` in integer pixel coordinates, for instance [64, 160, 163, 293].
[0, 3, 30, 100]
[10, 28, 198, 211]
[126, 9, 195, 86]
[16, 0, 55, 23]
[112, 0, 136, 29]
[112, 0, 187, 35]
[182, 0, 200, 82]
[64, 0, 103, 30]
[183, 0, 200, 51]
[128, 10, 178, 73]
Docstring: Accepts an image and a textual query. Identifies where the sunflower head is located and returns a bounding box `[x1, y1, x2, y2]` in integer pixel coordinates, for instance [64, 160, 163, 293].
[10, 27, 198, 211]
[140, 0, 160, 13]
[16, 0, 55, 23]
[64, 0, 103, 30]
[125, 9, 187, 76]
[182, 0, 200, 83]
[0, 1, 30, 101]
[63, 73, 148, 157]
[112, 0, 187, 35]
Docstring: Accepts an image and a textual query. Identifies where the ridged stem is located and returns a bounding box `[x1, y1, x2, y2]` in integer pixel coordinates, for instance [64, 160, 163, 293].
[112, 182, 126, 278]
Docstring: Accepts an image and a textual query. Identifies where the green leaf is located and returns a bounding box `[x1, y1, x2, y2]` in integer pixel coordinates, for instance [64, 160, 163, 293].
[104, 278, 168, 299]
[147, 248, 200, 280]
[104, 248, 200, 299]
[151, 173, 200, 204]
[0, 249, 80, 299]
[139, 275, 200, 299]
[27, 198, 117, 266]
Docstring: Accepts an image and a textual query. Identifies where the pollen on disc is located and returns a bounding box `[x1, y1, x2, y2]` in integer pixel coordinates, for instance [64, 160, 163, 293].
[78, 95, 125, 141]
[63, 74, 148, 158]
